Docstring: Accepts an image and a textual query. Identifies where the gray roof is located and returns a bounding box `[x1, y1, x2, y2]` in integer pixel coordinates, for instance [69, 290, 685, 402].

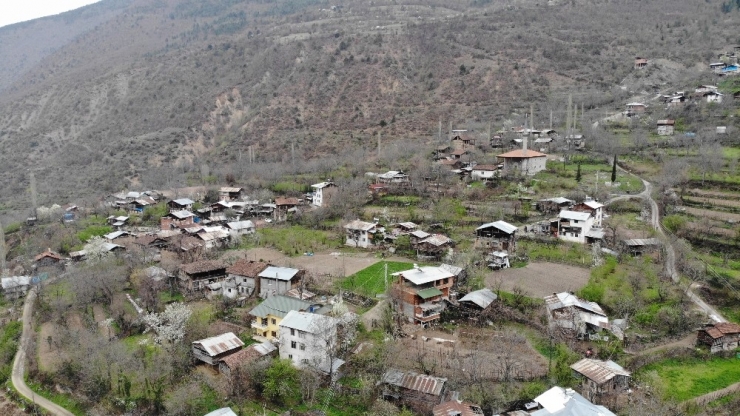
[459, 288, 497, 309]
[192, 332, 244, 357]
[279, 310, 338, 333]
[439, 263, 464, 276]
[532, 386, 616, 416]
[570, 359, 630, 385]
[249, 295, 313, 319]
[204, 408, 238, 416]
[623, 238, 661, 247]
[172, 198, 195, 205]
[559, 210, 591, 221]
[380, 368, 447, 396]
[258, 266, 301, 281]
[226, 220, 255, 230]
[1, 276, 30, 290]
[476, 220, 517, 234]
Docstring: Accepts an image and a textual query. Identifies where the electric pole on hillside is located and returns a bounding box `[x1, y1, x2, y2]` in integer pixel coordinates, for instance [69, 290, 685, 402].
[377, 131, 382, 159]
[0, 220, 5, 273]
[30, 171, 38, 219]
[438, 119, 442, 142]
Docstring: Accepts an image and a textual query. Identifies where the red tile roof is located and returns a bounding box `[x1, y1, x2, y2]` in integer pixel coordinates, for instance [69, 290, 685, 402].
[497, 149, 547, 158]
[703, 322, 740, 339]
[226, 259, 269, 277]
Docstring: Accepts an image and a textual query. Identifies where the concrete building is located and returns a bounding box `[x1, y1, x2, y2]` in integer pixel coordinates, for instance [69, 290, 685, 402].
[278, 310, 343, 376]
[391, 265, 455, 326]
[258, 266, 304, 298]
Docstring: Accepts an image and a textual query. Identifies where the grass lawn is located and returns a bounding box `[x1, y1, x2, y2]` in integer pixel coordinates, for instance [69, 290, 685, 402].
[337, 261, 413, 297]
[518, 240, 593, 267]
[639, 356, 740, 401]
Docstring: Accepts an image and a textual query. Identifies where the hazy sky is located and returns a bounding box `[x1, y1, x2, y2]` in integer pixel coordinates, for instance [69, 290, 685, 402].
[1, 0, 102, 28]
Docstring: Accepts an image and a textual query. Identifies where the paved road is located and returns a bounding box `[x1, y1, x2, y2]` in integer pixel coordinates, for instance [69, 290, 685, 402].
[607, 176, 727, 322]
[11, 288, 75, 416]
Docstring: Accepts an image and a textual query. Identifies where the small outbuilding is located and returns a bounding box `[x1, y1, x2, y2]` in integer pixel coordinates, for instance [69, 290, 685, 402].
[191, 332, 244, 366]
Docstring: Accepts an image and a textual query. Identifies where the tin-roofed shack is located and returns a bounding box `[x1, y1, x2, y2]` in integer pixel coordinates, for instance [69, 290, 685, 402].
[380, 369, 448, 414]
[570, 358, 631, 403]
[475, 221, 517, 252]
[621, 238, 661, 256]
[697, 322, 740, 353]
[191, 332, 244, 365]
[218, 341, 276, 377]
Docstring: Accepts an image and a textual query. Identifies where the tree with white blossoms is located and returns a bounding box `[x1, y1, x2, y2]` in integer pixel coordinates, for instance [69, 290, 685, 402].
[36, 204, 63, 221]
[84, 236, 112, 264]
[141, 302, 192, 344]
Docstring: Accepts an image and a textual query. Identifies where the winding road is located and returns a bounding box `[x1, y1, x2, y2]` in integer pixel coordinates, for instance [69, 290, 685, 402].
[608, 176, 727, 322]
[11, 288, 75, 416]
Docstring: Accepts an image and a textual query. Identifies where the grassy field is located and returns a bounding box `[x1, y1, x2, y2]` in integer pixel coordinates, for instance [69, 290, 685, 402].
[337, 261, 413, 297]
[517, 240, 593, 267]
[253, 226, 340, 256]
[639, 356, 740, 401]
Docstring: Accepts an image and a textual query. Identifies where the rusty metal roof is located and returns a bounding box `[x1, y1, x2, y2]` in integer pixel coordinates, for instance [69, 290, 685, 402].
[192, 332, 244, 357]
[702, 322, 740, 339]
[570, 359, 630, 385]
[180, 260, 227, 275]
[381, 368, 447, 396]
[433, 400, 484, 416]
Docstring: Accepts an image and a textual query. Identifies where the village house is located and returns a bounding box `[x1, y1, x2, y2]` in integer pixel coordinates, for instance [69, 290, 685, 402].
[625, 102, 646, 116]
[703, 90, 724, 103]
[663, 94, 686, 107]
[450, 148, 468, 161]
[621, 238, 661, 256]
[451, 132, 476, 150]
[107, 215, 129, 228]
[218, 341, 276, 378]
[129, 197, 156, 213]
[395, 222, 418, 234]
[219, 187, 244, 201]
[191, 332, 244, 366]
[486, 251, 510, 269]
[656, 119, 675, 136]
[496, 139, 547, 176]
[391, 264, 455, 327]
[475, 220, 517, 252]
[195, 227, 230, 250]
[697, 322, 740, 353]
[278, 310, 344, 376]
[250, 295, 313, 340]
[34, 248, 64, 267]
[258, 266, 304, 298]
[380, 368, 448, 413]
[528, 386, 616, 416]
[471, 164, 499, 181]
[160, 210, 195, 230]
[409, 230, 430, 247]
[634, 56, 648, 69]
[225, 220, 255, 236]
[1, 276, 31, 300]
[377, 170, 411, 185]
[553, 210, 603, 244]
[415, 234, 454, 260]
[167, 198, 195, 212]
[310, 181, 338, 207]
[433, 400, 484, 416]
[570, 358, 631, 403]
[537, 197, 574, 215]
[545, 292, 621, 340]
[572, 200, 605, 227]
[104, 230, 133, 243]
[69, 242, 125, 262]
[225, 259, 269, 297]
[710, 62, 728, 72]
[695, 84, 719, 94]
[178, 260, 227, 292]
[344, 219, 381, 248]
[274, 197, 300, 222]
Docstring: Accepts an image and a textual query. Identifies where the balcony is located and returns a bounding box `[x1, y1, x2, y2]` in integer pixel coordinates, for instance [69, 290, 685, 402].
[415, 312, 441, 323]
[251, 320, 268, 330]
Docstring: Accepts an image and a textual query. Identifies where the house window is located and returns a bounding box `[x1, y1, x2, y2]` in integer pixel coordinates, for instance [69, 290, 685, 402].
[290, 328, 295, 336]
[301, 359, 309, 364]
[300, 344, 306, 351]
[261, 318, 268, 326]
[298, 331, 305, 339]
[288, 354, 293, 359]
[291, 341, 297, 349]
[271, 331, 276, 338]
[271, 318, 276, 325]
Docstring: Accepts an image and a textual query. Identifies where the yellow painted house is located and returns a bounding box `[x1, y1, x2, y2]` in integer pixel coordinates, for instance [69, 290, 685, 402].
[249, 295, 313, 340]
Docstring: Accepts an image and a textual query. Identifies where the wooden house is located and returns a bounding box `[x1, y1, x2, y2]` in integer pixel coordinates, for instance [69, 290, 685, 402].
[380, 369, 448, 413]
[225, 259, 269, 297]
[656, 119, 675, 136]
[697, 322, 740, 353]
[475, 220, 517, 252]
[570, 358, 631, 403]
[191, 332, 244, 366]
[433, 400, 484, 416]
[167, 198, 195, 212]
[160, 210, 195, 230]
[34, 248, 64, 267]
[178, 260, 227, 292]
[219, 187, 244, 202]
[274, 197, 299, 222]
[634, 57, 648, 69]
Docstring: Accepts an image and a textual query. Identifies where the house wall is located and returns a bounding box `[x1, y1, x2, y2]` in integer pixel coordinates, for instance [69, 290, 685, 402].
[258, 276, 297, 298]
[657, 125, 674, 136]
[558, 217, 594, 243]
[346, 230, 372, 248]
[503, 157, 546, 175]
[252, 313, 282, 339]
[278, 324, 337, 373]
[228, 273, 258, 296]
[471, 170, 496, 180]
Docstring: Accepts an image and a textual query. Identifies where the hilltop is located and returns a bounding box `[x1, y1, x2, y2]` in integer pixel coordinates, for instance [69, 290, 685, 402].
[0, 0, 735, 220]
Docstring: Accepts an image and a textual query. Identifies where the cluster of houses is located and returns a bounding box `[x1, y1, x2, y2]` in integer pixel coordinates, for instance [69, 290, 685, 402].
[709, 46, 740, 75]
[344, 220, 455, 260]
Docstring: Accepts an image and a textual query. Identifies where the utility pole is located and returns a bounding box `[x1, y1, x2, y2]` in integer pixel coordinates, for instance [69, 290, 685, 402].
[30, 171, 37, 219]
[377, 131, 381, 159]
[438, 119, 442, 142]
[0, 220, 5, 273]
[550, 109, 553, 130]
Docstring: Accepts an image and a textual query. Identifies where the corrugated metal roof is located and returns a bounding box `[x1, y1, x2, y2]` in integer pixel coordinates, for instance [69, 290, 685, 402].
[570, 359, 630, 385]
[532, 386, 616, 416]
[433, 400, 484, 416]
[420, 234, 452, 246]
[180, 260, 227, 275]
[544, 292, 606, 317]
[1, 276, 30, 290]
[476, 220, 517, 234]
[417, 287, 443, 300]
[623, 238, 661, 247]
[381, 368, 447, 396]
[204, 407, 238, 416]
[582, 200, 604, 209]
[459, 288, 497, 309]
[279, 310, 338, 333]
[702, 322, 740, 339]
[392, 266, 455, 285]
[249, 295, 312, 319]
[439, 264, 464, 276]
[311, 182, 336, 189]
[169, 210, 194, 219]
[559, 210, 591, 221]
[219, 187, 243, 193]
[192, 332, 244, 357]
[258, 266, 301, 281]
[345, 220, 376, 231]
[172, 198, 195, 205]
[219, 342, 275, 369]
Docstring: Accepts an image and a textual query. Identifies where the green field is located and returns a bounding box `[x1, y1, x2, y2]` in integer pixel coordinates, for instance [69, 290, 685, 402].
[640, 357, 740, 401]
[338, 261, 413, 297]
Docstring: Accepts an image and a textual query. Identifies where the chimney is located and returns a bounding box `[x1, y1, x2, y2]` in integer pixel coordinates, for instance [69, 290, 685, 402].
[523, 136, 528, 154]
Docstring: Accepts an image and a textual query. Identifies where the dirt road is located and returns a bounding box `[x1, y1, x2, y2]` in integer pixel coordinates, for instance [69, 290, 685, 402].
[11, 289, 75, 416]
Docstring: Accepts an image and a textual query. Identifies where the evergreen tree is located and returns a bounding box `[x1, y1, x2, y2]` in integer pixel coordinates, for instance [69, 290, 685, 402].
[576, 162, 582, 183]
[611, 155, 618, 183]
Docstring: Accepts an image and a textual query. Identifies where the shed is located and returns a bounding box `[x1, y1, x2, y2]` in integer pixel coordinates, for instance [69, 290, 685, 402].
[459, 288, 497, 310]
[191, 332, 244, 365]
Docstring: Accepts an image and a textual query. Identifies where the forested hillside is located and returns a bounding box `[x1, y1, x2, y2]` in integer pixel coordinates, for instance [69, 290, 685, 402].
[0, 0, 735, 219]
